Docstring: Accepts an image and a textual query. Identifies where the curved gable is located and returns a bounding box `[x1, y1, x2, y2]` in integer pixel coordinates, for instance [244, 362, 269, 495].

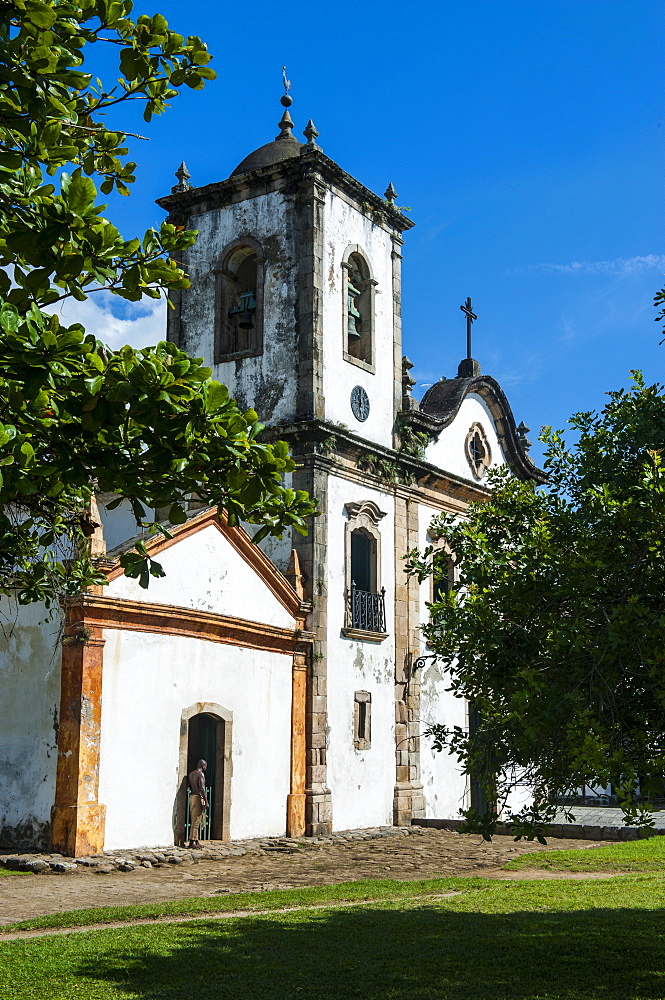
[418, 375, 545, 484]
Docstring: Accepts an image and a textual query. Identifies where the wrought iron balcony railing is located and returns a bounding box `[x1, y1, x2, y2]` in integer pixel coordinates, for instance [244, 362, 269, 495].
[349, 584, 386, 633]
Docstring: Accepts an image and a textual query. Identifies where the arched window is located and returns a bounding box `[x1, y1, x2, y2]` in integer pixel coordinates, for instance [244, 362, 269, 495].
[351, 528, 376, 593]
[432, 555, 454, 603]
[214, 239, 265, 362]
[342, 246, 375, 369]
[426, 530, 456, 606]
[343, 500, 387, 639]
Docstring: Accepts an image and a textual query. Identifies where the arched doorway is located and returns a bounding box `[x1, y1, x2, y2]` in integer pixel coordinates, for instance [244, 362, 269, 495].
[176, 703, 232, 845]
[186, 713, 218, 841]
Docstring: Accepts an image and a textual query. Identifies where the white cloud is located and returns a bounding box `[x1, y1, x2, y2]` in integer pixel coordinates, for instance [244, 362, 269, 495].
[47, 292, 167, 349]
[513, 255, 665, 276]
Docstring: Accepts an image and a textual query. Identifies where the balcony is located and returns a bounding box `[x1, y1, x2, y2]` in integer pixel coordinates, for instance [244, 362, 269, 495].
[342, 584, 388, 643]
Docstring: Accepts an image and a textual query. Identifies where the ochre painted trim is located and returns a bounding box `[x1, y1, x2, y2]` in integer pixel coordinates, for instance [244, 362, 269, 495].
[83, 595, 313, 655]
[287, 646, 309, 837]
[104, 507, 307, 621]
[51, 603, 106, 857]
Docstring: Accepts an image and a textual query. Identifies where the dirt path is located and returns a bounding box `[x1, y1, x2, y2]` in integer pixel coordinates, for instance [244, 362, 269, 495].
[0, 828, 612, 926]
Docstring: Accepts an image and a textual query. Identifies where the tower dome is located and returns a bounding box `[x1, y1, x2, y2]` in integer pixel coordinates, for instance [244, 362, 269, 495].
[230, 92, 302, 177]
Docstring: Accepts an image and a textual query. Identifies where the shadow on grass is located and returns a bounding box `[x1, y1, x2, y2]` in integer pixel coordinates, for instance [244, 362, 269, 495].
[73, 904, 665, 1000]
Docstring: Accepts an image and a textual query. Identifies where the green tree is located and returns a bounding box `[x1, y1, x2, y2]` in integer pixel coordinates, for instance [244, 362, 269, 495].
[0, 0, 316, 605]
[655, 286, 665, 342]
[408, 374, 665, 840]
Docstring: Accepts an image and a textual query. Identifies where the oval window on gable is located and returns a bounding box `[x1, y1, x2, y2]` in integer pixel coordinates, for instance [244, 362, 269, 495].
[465, 422, 492, 480]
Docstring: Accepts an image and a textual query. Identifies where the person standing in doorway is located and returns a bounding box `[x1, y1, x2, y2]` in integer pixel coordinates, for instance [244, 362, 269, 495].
[188, 758, 209, 849]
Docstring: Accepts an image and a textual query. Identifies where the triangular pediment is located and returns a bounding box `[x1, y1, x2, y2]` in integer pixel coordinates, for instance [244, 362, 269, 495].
[105, 509, 302, 629]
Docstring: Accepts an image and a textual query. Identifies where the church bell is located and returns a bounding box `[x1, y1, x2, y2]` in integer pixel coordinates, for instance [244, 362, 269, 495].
[229, 290, 257, 330]
[347, 281, 362, 340]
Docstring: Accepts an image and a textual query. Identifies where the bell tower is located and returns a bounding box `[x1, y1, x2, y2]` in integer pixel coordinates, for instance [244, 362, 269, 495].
[157, 91, 413, 453]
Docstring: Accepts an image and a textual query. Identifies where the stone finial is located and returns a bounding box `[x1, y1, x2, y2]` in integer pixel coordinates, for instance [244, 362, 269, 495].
[302, 119, 321, 151]
[402, 355, 417, 411]
[171, 160, 192, 194]
[286, 548, 305, 601]
[517, 421, 532, 452]
[384, 182, 398, 204]
[276, 108, 295, 140]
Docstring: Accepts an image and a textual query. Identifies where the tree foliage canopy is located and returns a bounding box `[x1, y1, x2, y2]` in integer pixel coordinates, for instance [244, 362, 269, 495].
[0, 1, 316, 605]
[408, 374, 665, 840]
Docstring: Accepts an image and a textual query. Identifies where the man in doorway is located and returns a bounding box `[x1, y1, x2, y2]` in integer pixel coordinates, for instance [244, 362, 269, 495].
[188, 758, 209, 849]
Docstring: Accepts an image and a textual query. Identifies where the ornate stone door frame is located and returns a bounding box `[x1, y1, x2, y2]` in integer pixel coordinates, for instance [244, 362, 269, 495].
[176, 702, 233, 844]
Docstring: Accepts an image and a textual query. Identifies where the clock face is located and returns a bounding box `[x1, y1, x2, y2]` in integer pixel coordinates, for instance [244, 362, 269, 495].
[350, 385, 370, 422]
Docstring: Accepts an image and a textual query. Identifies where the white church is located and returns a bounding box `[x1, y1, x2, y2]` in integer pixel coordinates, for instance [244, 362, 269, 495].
[0, 94, 543, 856]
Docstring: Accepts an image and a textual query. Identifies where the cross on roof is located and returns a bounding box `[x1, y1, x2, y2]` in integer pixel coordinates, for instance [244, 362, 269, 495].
[460, 297, 477, 360]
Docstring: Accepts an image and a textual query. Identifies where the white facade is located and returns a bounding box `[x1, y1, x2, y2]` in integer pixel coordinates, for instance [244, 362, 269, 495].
[99, 628, 292, 848]
[417, 505, 468, 820]
[325, 474, 396, 830]
[96, 520, 297, 848]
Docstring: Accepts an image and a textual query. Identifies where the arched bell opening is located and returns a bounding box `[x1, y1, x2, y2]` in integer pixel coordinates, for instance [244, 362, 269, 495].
[214, 238, 265, 363]
[342, 245, 376, 369]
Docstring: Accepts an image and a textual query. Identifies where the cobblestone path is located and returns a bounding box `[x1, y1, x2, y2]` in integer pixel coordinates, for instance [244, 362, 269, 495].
[0, 827, 609, 925]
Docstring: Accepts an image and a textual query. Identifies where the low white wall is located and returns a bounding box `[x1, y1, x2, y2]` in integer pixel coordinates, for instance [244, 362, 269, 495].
[0, 600, 62, 848]
[417, 505, 468, 819]
[98, 629, 292, 849]
[325, 474, 396, 830]
[419, 666, 469, 820]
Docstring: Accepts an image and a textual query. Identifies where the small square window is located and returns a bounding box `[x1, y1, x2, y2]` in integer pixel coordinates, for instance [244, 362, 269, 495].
[354, 691, 371, 750]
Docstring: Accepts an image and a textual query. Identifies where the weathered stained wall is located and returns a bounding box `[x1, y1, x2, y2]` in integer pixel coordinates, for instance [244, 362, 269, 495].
[325, 474, 396, 829]
[107, 523, 293, 629]
[416, 505, 468, 819]
[177, 191, 300, 425]
[424, 394, 508, 481]
[0, 600, 61, 849]
[321, 192, 396, 450]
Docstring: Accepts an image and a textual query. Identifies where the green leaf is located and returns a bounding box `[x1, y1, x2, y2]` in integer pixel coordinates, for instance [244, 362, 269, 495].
[66, 174, 97, 213]
[24, 1, 57, 29]
[0, 306, 19, 333]
[168, 503, 188, 524]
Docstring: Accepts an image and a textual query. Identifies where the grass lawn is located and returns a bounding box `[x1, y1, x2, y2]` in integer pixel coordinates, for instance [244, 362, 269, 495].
[505, 835, 665, 872]
[2, 876, 665, 999]
[2, 878, 464, 931]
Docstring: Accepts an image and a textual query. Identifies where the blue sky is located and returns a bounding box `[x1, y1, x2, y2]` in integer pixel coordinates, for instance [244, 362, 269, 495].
[79, 0, 664, 466]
